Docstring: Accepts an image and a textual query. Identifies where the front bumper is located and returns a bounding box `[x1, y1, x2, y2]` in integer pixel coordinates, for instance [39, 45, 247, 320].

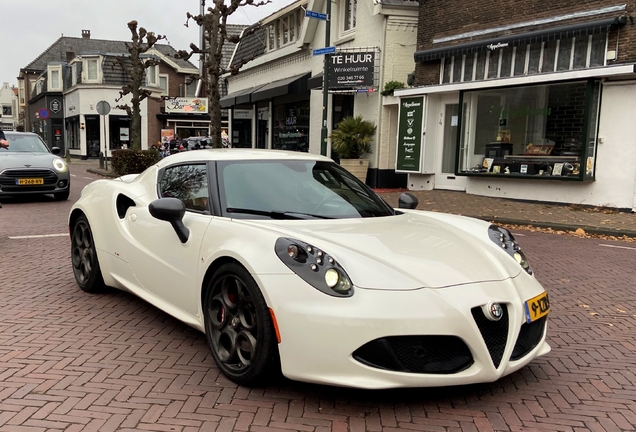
[0, 168, 70, 196]
[257, 274, 551, 389]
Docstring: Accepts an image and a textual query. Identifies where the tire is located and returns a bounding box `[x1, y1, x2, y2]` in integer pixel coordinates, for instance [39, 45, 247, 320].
[203, 263, 279, 386]
[54, 190, 70, 201]
[71, 215, 105, 293]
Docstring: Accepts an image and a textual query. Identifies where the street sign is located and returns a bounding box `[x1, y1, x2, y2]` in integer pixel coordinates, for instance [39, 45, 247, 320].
[38, 108, 50, 119]
[96, 100, 111, 116]
[313, 46, 336, 56]
[305, 10, 328, 21]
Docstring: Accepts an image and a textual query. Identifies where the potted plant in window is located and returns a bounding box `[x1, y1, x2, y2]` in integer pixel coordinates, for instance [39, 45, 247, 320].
[329, 116, 376, 182]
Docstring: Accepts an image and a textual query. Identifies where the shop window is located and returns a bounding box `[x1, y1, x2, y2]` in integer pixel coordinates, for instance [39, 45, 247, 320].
[441, 34, 607, 84]
[456, 80, 600, 181]
[273, 101, 310, 153]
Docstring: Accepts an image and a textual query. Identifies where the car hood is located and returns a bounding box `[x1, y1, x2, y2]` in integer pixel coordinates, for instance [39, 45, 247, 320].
[240, 211, 522, 290]
[0, 153, 57, 170]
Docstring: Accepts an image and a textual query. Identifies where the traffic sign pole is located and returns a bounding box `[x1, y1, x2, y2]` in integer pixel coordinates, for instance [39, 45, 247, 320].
[320, 0, 332, 157]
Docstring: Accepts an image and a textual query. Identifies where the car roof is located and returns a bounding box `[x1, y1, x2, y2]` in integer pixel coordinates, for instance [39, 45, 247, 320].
[156, 149, 333, 168]
[4, 131, 40, 137]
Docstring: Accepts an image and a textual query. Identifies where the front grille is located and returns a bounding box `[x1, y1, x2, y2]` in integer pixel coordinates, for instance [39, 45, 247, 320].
[353, 335, 473, 374]
[471, 305, 509, 369]
[0, 169, 59, 191]
[511, 316, 547, 361]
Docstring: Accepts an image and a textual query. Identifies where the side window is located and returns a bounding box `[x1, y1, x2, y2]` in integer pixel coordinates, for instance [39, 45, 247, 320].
[159, 164, 209, 212]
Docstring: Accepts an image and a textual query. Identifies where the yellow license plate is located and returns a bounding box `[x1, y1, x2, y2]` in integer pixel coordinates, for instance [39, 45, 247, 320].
[17, 178, 44, 185]
[524, 291, 550, 323]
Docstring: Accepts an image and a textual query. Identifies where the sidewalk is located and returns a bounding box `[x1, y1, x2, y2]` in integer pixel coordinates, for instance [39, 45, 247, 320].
[74, 159, 636, 238]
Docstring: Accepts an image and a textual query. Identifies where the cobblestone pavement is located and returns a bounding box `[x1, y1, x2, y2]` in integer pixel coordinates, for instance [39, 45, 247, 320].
[1, 163, 636, 431]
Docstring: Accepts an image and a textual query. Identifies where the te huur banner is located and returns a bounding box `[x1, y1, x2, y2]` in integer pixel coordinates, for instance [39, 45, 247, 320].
[329, 52, 375, 89]
[396, 97, 424, 172]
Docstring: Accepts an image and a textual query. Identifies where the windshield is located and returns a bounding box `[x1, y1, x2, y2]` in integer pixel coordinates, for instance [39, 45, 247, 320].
[2, 134, 50, 153]
[218, 160, 396, 219]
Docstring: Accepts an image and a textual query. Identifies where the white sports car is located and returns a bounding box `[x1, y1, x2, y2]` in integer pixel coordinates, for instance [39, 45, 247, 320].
[69, 149, 550, 389]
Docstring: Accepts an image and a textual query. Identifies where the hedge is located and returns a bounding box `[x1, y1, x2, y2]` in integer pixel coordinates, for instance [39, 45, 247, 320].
[111, 149, 161, 176]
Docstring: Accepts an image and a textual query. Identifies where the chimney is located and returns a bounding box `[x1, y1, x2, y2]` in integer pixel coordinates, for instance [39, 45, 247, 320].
[82, 30, 91, 39]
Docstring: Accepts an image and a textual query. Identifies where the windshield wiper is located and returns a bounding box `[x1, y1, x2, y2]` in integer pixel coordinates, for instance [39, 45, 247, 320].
[226, 208, 334, 220]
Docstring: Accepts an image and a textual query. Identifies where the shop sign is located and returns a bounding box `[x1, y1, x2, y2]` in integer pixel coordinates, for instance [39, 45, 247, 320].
[487, 42, 509, 51]
[233, 109, 252, 119]
[161, 129, 175, 144]
[328, 52, 374, 89]
[396, 97, 424, 172]
[165, 97, 208, 114]
[50, 99, 62, 113]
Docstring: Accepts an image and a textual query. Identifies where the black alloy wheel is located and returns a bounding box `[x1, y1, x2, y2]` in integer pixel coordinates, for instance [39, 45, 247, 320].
[204, 263, 278, 385]
[71, 215, 105, 293]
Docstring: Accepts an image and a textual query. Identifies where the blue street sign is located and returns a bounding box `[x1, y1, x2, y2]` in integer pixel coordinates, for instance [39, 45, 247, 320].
[305, 10, 328, 21]
[313, 46, 336, 56]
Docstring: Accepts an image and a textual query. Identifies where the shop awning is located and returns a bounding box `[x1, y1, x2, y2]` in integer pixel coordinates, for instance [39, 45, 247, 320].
[220, 87, 259, 108]
[251, 73, 311, 102]
[414, 15, 628, 62]
[308, 72, 323, 89]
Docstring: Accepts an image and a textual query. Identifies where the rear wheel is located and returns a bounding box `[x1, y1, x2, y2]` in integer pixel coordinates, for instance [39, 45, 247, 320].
[203, 263, 279, 386]
[71, 215, 105, 293]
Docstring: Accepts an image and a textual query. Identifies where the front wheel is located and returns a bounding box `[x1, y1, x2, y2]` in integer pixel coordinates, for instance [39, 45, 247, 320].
[71, 215, 105, 293]
[203, 263, 279, 386]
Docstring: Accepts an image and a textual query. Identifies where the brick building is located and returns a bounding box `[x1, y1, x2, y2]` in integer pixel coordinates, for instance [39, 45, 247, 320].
[395, 1, 636, 210]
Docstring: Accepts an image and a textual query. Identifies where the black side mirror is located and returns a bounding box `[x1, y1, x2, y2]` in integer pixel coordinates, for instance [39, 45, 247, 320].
[149, 198, 190, 243]
[398, 192, 419, 209]
[51, 147, 61, 155]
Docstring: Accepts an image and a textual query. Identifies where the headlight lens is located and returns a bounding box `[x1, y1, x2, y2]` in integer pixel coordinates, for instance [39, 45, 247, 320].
[53, 158, 68, 173]
[488, 225, 533, 275]
[275, 238, 353, 297]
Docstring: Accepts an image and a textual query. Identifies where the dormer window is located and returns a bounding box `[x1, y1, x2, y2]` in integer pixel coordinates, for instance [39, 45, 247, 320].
[83, 57, 100, 83]
[48, 66, 62, 91]
[266, 10, 304, 51]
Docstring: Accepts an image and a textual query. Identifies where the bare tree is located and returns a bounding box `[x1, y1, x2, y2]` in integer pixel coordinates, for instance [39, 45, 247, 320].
[115, 20, 166, 150]
[175, 0, 270, 148]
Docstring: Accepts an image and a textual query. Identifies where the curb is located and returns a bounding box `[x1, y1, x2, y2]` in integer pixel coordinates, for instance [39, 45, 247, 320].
[87, 168, 118, 178]
[467, 215, 636, 238]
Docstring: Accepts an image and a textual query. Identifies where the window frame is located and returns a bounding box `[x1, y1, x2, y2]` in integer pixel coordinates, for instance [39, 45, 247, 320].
[157, 162, 212, 214]
[342, 0, 357, 34]
[83, 57, 101, 83]
[159, 74, 169, 96]
[47, 66, 62, 92]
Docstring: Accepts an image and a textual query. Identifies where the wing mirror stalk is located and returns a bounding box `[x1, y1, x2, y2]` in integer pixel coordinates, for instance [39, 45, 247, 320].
[149, 198, 190, 243]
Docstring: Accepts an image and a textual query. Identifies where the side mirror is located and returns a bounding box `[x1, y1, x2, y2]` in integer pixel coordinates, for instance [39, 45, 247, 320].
[398, 192, 419, 209]
[149, 198, 190, 243]
[51, 147, 61, 155]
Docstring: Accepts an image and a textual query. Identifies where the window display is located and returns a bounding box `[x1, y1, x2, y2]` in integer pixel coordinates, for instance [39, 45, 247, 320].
[457, 80, 600, 180]
[273, 101, 309, 153]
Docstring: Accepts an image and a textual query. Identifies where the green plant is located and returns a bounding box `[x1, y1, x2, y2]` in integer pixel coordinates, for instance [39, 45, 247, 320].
[381, 80, 405, 96]
[329, 116, 376, 159]
[111, 149, 161, 176]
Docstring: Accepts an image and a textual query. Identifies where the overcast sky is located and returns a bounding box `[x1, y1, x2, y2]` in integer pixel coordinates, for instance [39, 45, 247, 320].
[1, 0, 295, 86]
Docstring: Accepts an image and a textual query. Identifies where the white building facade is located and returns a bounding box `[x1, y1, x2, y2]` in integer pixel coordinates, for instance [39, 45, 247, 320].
[0, 83, 18, 132]
[223, 0, 418, 188]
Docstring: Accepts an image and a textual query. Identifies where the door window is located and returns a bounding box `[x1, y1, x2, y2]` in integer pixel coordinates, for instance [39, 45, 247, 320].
[159, 164, 209, 212]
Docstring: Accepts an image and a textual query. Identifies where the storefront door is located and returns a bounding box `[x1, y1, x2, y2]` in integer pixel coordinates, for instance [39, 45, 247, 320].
[435, 95, 466, 191]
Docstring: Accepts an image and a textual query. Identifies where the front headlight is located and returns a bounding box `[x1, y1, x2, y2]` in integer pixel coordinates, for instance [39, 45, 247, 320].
[275, 238, 353, 297]
[53, 158, 68, 173]
[488, 225, 533, 275]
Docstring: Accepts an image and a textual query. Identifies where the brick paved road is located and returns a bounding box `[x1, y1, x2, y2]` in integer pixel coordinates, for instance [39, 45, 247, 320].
[1, 166, 636, 431]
